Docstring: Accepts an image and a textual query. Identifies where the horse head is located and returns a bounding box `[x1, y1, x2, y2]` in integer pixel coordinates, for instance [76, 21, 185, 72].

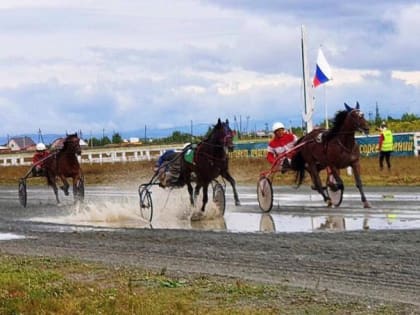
[222, 119, 235, 152]
[344, 102, 370, 135]
[63, 133, 82, 155]
[208, 118, 234, 152]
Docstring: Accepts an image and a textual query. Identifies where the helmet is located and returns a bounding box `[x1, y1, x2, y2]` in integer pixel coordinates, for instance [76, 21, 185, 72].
[381, 121, 387, 127]
[272, 122, 285, 132]
[36, 143, 46, 151]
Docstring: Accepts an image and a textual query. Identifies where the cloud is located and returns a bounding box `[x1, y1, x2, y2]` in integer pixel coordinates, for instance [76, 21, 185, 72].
[0, 0, 419, 139]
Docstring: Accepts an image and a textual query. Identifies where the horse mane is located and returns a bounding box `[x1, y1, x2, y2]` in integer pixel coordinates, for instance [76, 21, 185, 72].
[203, 121, 224, 143]
[324, 110, 348, 141]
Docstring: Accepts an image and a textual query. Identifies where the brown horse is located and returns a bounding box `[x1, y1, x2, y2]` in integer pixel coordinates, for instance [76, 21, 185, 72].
[180, 118, 240, 213]
[292, 102, 371, 208]
[44, 133, 84, 204]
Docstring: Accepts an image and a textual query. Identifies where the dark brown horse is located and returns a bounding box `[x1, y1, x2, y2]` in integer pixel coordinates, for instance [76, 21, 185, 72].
[44, 133, 84, 204]
[180, 118, 240, 213]
[292, 102, 371, 208]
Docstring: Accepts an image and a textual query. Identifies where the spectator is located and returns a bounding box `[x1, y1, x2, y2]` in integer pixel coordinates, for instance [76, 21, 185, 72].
[378, 121, 394, 171]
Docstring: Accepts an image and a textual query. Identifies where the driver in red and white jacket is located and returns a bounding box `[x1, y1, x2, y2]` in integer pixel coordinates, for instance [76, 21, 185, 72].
[267, 122, 297, 172]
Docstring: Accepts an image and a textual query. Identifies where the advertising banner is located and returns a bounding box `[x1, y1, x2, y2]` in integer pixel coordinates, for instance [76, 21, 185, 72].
[230, 133, 417, 159]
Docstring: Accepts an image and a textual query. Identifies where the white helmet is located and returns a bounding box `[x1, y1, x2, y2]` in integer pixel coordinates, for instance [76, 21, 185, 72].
[272, 122, 285, 132]
[183, 142, 192, 149]
[36, 143, 46, 151]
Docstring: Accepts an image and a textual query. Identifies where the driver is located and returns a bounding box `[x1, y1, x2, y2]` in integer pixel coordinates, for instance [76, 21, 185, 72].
[266, 122, 297, 173]
[154, 143, 193, 188]
[32, 143, 50, 176]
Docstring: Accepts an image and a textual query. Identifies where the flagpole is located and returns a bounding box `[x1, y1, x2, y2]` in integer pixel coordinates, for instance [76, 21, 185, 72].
[301, 25, 313, 133]
[324, 85, 329, 129]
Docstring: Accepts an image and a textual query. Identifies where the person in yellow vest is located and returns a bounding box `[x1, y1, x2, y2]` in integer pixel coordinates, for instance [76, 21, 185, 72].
[378, 121, 393, 170]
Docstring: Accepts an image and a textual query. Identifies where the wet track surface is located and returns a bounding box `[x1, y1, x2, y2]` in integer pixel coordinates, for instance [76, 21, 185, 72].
[1, 185, 420, 307]
[1, 184, 419, 236]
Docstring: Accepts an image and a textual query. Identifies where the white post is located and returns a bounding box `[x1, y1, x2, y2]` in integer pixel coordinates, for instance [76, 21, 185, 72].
[301, 25, 313, 133]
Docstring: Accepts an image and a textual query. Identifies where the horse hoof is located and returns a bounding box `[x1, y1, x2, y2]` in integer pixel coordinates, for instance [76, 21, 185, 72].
[363, 202, 371, 208]
[190, 211, 204, 221]
[235, 201, 241, 206]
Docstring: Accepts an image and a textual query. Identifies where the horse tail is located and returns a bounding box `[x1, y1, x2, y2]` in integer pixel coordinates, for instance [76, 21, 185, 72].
[291, 151, 305, 187]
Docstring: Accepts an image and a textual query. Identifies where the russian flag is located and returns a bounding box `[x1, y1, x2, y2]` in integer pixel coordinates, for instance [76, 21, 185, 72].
[312, 48, 332, 88]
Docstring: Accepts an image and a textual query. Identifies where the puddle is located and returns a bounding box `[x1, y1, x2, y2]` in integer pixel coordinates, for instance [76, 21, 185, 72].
[0, 232, 25, 241]
[16, 186, 420, 234]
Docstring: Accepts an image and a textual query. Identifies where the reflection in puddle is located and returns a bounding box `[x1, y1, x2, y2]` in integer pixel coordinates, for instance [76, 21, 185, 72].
[28, 207, 420, 233]
[223, 212, 420, 233]
[0, 232, 25, 241]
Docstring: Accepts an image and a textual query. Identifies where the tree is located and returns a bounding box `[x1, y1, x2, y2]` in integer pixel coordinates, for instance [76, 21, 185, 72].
[401, 112, 419, 122]
[101, 136, 111, 146]
[112, 132, 123, 144]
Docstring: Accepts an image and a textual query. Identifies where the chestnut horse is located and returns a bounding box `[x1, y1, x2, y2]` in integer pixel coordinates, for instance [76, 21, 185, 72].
[44, 133, 83, 204]
[180, 118, 240, 213]
[292, 102, 371, 208]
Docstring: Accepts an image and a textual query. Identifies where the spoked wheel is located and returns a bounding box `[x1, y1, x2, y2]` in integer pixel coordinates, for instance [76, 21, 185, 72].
[212, 181, 226, 215]
[75, 175, 85, 202]
[257, 176, 273, 212]
[18, 179, 27, 208]
[326, 174, 343, 207]
[138, 185, 153, 222]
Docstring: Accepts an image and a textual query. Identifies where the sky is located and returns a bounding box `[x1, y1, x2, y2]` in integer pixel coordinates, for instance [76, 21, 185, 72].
[1, 0, 420, 140]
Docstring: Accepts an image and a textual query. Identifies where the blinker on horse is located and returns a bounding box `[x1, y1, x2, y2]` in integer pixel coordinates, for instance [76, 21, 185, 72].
[44, 133, 84, 204]
[292, 102, 371, 208]
[180, 118, 240, 213]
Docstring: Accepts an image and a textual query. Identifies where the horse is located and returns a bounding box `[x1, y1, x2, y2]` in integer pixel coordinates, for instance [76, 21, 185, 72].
[43, 133, 83, 204]
[179, 118, 240, 213]
[291, 102, 371, 208]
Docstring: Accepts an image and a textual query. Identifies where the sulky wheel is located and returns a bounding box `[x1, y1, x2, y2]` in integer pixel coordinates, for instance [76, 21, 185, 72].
[18, 179, 27, 208]
[138, 185, 153, 222]
[257, 176, 273, 212]
[212, 181, 226, 215]
[326, 174, 343, 207]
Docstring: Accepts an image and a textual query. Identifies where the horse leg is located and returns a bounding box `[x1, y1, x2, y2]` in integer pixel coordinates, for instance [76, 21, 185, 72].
[194, 184, 201, 206]
[221, 171, 240, 206]
[186, 181, 195, 206]
[46, 174, 60, 204]
[328, 167, 344, 191]
[60, 177, 70, 196]
[72, 174, 81, 200]
[200, 184, 209, 212]
[308, 165, 331, 206]
[351, 162, 371, 208]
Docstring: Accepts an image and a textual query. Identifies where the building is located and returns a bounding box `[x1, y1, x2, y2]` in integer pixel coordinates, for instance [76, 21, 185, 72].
[7, 136, 36, 151]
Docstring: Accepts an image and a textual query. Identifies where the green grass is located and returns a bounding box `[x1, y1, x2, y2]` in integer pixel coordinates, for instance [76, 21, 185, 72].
[0, 255, 406, 314]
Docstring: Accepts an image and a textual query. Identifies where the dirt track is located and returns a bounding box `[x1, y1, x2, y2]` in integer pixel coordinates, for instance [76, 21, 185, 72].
[1, 184, 420, 310]
[1, 217, 420, 308]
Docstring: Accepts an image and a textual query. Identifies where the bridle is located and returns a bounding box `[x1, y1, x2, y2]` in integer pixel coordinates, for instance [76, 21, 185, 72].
[63, 136, 81, 155]
[195, 123, 233, 162]
[347, 109, 369, 134]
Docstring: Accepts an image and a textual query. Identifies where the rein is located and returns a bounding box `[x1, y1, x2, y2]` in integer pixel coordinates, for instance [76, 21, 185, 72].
[195, 141, 229, 163]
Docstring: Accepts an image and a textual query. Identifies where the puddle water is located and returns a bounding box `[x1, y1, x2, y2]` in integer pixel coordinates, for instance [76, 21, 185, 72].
[22, 186, 420, 234]
[0, 233, 25, 240]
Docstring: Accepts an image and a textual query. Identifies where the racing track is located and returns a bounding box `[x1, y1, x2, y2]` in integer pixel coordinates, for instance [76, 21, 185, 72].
[0, 185, 420, 307]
